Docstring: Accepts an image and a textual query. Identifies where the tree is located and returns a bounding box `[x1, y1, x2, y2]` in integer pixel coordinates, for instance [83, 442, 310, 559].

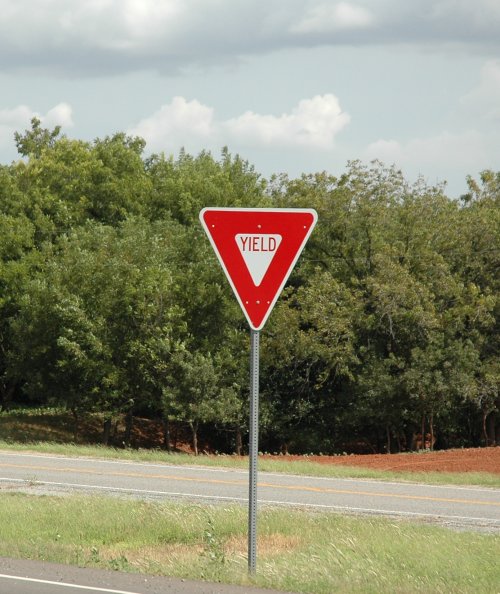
[145, 148, 269, 225]
[169, 348, 220, 455]
[0, 213, 35, 410]
[15, 117, 62, 158]
[9, 283, 111, 436]
[211, 329, 250, 454]
[8, 218, 188, 440]
[4, 120, 500, 453]
[474, 359, 500, 446]
[260, 270, 360, 453]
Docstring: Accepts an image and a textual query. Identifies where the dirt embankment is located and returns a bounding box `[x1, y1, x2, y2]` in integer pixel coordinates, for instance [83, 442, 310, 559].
[3, 411, 499, 474]
[262, 447, 500, 474]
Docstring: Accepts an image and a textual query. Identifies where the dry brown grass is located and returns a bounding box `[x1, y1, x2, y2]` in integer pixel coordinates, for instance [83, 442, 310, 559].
[225, 533, 303, 557]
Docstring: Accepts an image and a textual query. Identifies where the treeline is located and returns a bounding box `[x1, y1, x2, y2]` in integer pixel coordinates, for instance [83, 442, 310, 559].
[0, 119, 498, 454]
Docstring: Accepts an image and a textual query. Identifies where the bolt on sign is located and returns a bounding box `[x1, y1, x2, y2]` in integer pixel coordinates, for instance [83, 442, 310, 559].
[199, 208, 318, 330]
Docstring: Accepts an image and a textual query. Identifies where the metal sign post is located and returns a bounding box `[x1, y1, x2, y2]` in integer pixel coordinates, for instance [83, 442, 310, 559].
[248, 329, 260, 575]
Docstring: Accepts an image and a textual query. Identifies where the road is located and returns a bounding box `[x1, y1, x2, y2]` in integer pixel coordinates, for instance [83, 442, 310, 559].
[0, 556, 285, 594]
[1, 450, 499, 531]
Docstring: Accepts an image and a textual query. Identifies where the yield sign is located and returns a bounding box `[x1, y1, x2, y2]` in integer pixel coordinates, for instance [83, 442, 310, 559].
[200, 207, 317, 330]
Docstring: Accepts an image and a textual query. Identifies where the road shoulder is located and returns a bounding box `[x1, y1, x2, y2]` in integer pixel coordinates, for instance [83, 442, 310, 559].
[0, 556, 291, 594]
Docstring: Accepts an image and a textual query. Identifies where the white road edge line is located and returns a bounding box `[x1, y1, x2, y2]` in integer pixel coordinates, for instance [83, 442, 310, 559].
[0, 574, 141, 594]
[0, 451, 244, 474]
[0, 450, 497, 492]
[259, 498, 500, 525]
[2, 477, 499, 525]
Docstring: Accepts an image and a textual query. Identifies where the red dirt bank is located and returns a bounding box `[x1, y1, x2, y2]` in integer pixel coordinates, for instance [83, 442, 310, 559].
[261, 447, 500, 474]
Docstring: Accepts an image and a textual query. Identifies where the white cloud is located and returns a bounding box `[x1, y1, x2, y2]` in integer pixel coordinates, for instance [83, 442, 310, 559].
[365, 131, 489, 168]
[362, 57, 500, 193]
[128, 94, 350, 153]
[429, 0, 500, 30]
[61, 0, 187, 51]
[363, 130, 495, 191]
[44, 102, 74, 128]
[0, 102, 73, 150]
[0, 106, 32, 151]
[0, 105, 34, 129]
[1, 1, 500, 76]
[292, 2, 374, 34]
[121, 0, 184, 42]
[224, 95, 350, 149]
[128, 97, 215, 152]
[459, 60, 500, 121]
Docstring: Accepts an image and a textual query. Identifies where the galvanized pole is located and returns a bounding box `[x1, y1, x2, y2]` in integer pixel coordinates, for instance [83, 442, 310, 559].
[248, 328, 260, 575]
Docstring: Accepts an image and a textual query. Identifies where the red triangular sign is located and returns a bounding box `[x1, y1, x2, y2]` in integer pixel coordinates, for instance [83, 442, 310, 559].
[200, 208, 317, 330]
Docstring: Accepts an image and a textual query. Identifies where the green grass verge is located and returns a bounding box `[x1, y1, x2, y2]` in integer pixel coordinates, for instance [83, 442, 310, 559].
[1, 408, 498, 487]
[1, 439, 499, 488]
[0, 493, 498, 593]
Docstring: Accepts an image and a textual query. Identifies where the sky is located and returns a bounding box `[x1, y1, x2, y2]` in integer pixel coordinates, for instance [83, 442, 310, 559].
[1, 0, 499, 198]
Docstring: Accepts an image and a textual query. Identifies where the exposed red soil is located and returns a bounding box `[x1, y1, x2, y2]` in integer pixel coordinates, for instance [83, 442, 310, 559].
[5, 412, 499, 474]
[262, 447, 500, 474]
[83, 416, 500, 475]
[123, 418, 499, 475]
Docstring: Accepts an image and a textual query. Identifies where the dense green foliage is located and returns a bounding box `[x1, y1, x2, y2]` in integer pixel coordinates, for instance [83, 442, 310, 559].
[0, 119, 498, 453]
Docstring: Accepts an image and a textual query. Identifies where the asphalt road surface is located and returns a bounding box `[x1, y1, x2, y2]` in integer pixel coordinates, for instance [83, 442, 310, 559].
[1, 451, 499, 593]
[0, 556, 287, 594]
[1, 450, 499, 531]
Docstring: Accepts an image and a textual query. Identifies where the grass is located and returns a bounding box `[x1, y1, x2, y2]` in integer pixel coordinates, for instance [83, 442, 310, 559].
[0, 492, 498, 593]
[2, 409, 498, 591]
[1, 407, 499, 488]
[0, 439, 499, 488]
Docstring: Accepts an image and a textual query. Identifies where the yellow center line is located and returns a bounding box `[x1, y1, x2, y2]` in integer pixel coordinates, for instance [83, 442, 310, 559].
[1, 462, 499, 507]
[257, 481, 500, 506]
